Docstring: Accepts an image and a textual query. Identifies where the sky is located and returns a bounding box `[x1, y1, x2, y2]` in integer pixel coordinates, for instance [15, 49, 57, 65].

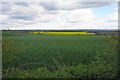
[0, 1, 118, 30]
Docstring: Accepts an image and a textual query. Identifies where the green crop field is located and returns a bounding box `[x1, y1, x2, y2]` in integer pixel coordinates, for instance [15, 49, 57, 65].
[2, 31, 118, 78]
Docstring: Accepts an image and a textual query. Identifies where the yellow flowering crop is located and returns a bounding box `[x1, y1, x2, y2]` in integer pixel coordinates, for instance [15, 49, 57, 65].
[31, 32, 96, 35]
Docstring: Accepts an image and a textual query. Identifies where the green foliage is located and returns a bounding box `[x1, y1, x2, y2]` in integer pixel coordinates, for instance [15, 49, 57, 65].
[2, 38, 16, 63]
[2, 31, 107, 68]
[3, 59, 117, 78]
[2, 31, 118, 78]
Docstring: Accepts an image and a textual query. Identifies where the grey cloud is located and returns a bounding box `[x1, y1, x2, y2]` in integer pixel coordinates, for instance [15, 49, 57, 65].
[1, 2, 12, 14]
[39, 2, 112, 10]
[39, 2, 57, 10]
[14, 2, 29, 7]
[9, 10, 39, 21]
[9, 12, 38, 21]
[78, 2, 111, 8]
[10, 15, 34, 20]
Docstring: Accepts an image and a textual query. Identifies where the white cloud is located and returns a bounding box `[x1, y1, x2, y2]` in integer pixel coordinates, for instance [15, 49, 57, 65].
[107, 12, 118, 21]
[114, 7, 118, 11]
[0, 14, 8, 22]
[10, 3, 44, 20]
[0, 2, 118, 30]
[1, 0, 119, 2]
[66, 9, 96, 23]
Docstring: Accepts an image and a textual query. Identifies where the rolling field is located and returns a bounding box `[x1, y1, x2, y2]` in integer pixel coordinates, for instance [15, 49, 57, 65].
[3, 31, 107, 69]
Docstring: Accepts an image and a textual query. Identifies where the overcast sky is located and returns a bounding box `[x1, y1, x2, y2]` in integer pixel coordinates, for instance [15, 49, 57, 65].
[0, 1, 118, 30]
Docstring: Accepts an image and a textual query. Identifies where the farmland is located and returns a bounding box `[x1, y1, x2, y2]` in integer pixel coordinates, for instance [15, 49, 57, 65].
[2, 31, 118, 78]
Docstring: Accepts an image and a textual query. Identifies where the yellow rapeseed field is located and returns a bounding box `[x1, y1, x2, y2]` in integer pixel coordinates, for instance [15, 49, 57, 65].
[30, 32, 96, 35]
